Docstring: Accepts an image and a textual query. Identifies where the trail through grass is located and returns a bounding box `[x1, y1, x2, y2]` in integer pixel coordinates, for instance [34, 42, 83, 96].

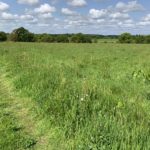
[0, 70, 37, 149]
[0, 69, 60, 150]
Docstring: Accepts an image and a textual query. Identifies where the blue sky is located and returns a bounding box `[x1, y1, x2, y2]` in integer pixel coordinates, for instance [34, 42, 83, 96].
[0, 0, 150, 34]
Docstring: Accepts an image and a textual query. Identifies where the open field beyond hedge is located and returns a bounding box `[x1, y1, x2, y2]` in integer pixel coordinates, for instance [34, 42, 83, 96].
[0, 42, 150, 150]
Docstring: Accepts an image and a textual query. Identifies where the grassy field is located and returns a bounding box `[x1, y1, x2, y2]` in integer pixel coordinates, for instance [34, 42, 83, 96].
[0, 42, 150, 149]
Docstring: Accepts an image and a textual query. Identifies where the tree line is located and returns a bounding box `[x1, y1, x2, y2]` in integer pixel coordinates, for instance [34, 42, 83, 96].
[0, 27, 93, 43]
[119, 33, 150, 44]
[0, 27, 150, 44]
[0, 27, 118, 43]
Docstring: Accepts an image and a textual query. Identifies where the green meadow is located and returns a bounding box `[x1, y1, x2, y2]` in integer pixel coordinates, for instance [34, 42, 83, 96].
[0, 42, 150, 149]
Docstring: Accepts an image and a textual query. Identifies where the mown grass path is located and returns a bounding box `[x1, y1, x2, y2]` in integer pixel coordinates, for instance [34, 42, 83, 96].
[0, 70, 51, 150]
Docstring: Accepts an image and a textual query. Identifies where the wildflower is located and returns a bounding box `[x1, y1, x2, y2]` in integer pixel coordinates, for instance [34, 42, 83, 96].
[81, 98, 84, 101]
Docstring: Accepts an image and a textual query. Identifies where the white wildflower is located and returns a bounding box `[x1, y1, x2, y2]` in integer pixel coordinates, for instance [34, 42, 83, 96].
[81, 98, 84, 101]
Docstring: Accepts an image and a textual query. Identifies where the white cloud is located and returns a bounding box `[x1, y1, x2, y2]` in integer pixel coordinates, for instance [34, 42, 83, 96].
[1, 12, 18, 20]
[125, 19, 134, 24]
[138, 14, 150, 26]
[110, 12, 129, 19]
[138, 21, 150, 26]
[116, 1, 144, 13]
[0, 2, 9, 11]
[27, 18, 38, 24]
[39, 13, 53, 19]
[20, 14, 34, 20]
[143, 14, 150, 21]
[17, 0, 39, 5]
[89, 9, 108, 19]
[67, 0, 87, 7]
[34, 3, 56, 14]
[96, 19, 105, 23]
[61, 8, 77, 15]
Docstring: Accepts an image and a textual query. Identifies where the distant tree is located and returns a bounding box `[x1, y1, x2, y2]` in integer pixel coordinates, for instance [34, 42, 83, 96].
[71, 33, 92, 43]
[39, 34, 55, 43]
[56, 35, 69, 43]
[71, 34, 78, 43]
[93, 38, 98, 43]
[134, 35, 145, 44]
[118, 33, 133, 43]
[10, 27, 35, 42]
[145, 35, 150, 44]
[0, 32, 7, 42]
[84, 35, 92, 43]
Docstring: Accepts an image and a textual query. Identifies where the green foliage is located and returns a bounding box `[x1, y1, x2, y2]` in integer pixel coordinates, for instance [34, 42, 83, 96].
[71, 33, 92, 43]
[35, 33, 91, 43]
[0, 32, 7, 42]
[145, 35, 150, 43]
[118, 33, 133, 43]
[135, 35, 146, 44]
[0, 43, 150, 149]
[10, 27, 35, 42]
[119, 33, 150, 44]
[37, 33, 55, 42]
[93, 38, 98, 43]
[56, 34, 69, 43]
[31, 33, 92, 43]
[1, 27, 150, 44]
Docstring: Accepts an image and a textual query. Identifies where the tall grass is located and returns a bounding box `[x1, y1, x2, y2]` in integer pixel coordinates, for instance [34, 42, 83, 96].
[0, 42, 150, 149]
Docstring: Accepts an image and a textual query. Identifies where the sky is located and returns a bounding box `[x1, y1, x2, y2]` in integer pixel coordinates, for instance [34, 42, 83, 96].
[0, 0, 150, 34]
